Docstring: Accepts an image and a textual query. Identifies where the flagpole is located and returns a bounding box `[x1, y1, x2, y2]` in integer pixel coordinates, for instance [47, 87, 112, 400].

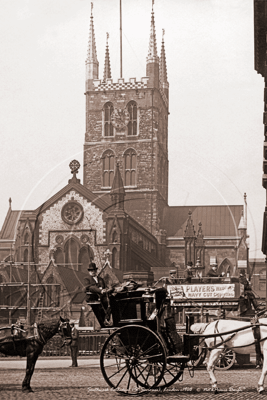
[120, 0, 122, 78]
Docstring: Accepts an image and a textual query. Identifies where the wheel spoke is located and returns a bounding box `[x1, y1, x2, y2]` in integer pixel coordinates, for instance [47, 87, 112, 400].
[105, 362, 128, 380]
[114, 365, 129, 389]
[134, 363, 149, 383]
[100, 325, 166, 392]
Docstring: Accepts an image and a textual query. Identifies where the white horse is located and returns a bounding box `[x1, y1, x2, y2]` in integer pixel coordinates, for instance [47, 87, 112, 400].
[190, 318, 267, 393]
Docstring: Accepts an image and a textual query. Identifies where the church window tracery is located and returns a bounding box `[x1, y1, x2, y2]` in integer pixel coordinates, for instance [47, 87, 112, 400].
[124, 149, 136, 186]
[104, 102, 114, 137]
[78, 246, 92, 273]
[61, 201, 83, 225]
[54, 247, 64, 266]
[65, 238, 79, 269]
[127, 101, 137, 136]
[102, 150, 115, 187]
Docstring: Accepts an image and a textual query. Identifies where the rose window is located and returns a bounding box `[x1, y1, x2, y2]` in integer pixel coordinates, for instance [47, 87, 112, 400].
[61, 202, 83, 225]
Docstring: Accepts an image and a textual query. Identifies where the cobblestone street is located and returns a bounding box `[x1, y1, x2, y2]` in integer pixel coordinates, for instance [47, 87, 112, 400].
[0, 364, 267, 400]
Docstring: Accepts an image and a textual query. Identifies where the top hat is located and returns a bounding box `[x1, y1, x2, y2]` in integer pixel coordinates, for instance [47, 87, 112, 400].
[169, 269, 177, 275]
[88, 262, 97, 271]
[187, 261, 193, 267]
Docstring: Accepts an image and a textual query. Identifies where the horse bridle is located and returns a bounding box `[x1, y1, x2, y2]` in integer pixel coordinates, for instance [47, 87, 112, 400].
[58, 320, 72, 347]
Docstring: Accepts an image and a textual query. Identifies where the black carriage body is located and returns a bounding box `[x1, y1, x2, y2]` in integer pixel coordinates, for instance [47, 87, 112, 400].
[111, 289, 150, 327]
[87, 286, 195, 357]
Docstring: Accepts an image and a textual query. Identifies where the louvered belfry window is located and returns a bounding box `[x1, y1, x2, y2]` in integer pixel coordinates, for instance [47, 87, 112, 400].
[124, 149, 136, 186]
[103, 150, 115, 187]
[127, 101, 137, 136]
[104, 102, 114, 136]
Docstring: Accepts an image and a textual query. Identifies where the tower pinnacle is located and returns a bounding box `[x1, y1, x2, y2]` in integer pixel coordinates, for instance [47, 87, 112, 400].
[146, 2, 159, 64]
[86, 2, 99, 89]
[160, 29, 169, 101]
[103, 32, 112, 82]
[146, 1, 159, 88]
[160, 30, 168, 83]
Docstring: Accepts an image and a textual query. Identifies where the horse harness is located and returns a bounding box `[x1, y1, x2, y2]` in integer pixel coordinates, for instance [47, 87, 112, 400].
[212, 320, 235, 349]
[251, 317, 262, 363]
[8, 320, 70, 350]
[204, 319, 266, 358]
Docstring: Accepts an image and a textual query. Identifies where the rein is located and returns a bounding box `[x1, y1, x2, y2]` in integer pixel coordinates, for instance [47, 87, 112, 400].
[36, 320, 71, 347]
[196, 321, 267, 351]
[189, 322, 267, 339]
[205, 334, 267, 351]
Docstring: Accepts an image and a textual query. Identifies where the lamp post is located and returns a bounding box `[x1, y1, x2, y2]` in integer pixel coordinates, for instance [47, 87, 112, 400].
[26, 242, 31, 326]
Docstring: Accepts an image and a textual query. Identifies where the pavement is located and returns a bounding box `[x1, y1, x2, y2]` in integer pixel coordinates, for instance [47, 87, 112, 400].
[0, 357, 108, 369]
[0, 357, 118, 370]
[0, 355, 258, 369]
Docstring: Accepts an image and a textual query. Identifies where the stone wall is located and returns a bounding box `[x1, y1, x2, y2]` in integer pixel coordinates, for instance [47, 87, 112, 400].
[37, 190, 106, 267]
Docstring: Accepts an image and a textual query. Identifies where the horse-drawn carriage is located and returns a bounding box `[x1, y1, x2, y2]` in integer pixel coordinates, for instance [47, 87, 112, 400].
[87, 277, 267, 394]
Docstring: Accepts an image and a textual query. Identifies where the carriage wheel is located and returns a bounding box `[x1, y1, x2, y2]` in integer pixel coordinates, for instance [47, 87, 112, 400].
[156, 361, 185, 388]
[100, 325, 166, 394]
[214, 349, 236, 370]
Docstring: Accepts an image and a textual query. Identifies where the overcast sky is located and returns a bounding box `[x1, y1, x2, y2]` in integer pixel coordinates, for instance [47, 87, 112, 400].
[0, 0, 265, 259]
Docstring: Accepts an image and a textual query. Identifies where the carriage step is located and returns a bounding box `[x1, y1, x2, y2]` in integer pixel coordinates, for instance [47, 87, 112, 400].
[167, 355, 190, 363]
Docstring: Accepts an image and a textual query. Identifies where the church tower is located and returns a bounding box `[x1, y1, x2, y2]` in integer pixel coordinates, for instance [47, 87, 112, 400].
[83, 3, 169, 235]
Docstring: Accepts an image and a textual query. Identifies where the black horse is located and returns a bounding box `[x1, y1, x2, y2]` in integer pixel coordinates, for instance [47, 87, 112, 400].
[0, 316, 71, 392]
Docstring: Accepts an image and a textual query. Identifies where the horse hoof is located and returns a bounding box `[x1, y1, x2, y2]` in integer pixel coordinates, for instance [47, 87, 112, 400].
[257, 386, 264, 394]
[22, 387, 33, 393]
[211, 385, 218, 394]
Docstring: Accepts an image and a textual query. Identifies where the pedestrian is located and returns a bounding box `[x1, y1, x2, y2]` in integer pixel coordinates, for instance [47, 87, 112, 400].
[166, 269, 177, 284]
[239, 269, 260, 312]
[207, 263, 218, 277]
[184, 261, 194, 283]
[69, 322, 79, 367]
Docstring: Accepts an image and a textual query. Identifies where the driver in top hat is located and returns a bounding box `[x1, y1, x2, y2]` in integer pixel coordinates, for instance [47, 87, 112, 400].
[84, 262, 106, 302]
[84, 262, 111, 327]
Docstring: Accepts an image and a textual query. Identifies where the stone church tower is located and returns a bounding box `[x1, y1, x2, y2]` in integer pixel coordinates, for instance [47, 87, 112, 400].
[83, 4, 169, 236]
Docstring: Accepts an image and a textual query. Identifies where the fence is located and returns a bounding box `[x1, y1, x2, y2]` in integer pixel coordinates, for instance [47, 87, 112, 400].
[41, 331, 109, 357]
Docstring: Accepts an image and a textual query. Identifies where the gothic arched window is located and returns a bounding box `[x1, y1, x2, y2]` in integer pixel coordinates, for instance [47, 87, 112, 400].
[112, 231, 118, 243]
[124, 149, 136, 186]
[112, 248, 119, 269]
[102, 150, 115, 187]
[104, 102, 114, 137]
[78, 247, 91, 273]
[24, 233, 29, 245]
[54, 248, 64, 266]
[65, 238, 79, 269]
[127, 101, 137, 136]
